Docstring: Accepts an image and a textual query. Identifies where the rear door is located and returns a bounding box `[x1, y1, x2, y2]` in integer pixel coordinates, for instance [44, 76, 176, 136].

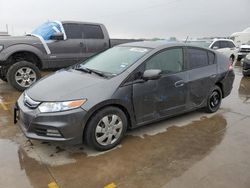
[47, 23, 83, 68]
[186, 47, 217, 108]
[132, 47, 188, 124]
[81, 24, 109, 60]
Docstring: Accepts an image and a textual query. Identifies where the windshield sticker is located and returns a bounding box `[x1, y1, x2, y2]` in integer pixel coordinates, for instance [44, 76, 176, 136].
[129, 48, 148, 53]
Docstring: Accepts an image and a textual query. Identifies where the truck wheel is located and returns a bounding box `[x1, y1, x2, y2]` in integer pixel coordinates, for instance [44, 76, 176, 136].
[84, 107, 128, 151]
[7, 61, 41, 91]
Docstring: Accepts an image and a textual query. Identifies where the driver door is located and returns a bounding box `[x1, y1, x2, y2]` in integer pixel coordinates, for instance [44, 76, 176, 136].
[132, 47, 188, 125]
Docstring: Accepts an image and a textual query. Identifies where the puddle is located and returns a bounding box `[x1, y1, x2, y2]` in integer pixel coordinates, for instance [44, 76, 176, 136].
[16, 115, 227, 188]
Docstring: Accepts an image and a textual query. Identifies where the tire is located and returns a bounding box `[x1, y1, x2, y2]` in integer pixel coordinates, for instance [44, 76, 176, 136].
[6, 61, 41, 91]
[242, 71, 249, 77]
[205, 85, 222, 113]
[84, 106, 128, 151]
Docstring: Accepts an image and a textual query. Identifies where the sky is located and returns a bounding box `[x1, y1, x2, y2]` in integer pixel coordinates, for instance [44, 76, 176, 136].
[0, 0, 249, 39]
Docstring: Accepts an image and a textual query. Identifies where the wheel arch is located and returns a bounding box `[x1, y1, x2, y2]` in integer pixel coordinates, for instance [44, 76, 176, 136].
[82, 101, 135, 140]
[7, 51, 43, 69]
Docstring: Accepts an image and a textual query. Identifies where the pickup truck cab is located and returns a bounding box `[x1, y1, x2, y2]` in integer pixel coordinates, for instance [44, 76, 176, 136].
[0, 21, 140, 91]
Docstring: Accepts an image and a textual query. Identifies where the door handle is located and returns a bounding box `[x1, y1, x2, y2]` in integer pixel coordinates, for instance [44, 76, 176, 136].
[175, 80, 185, 88]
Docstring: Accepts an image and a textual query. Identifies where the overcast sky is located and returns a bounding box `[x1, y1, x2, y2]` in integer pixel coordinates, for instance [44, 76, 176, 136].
[0, 0, 249, 39]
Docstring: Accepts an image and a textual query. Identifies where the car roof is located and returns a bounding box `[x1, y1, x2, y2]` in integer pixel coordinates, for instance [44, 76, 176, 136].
[61, 21, 103, 26]
[119, 41, 211, 51]
[212, 38, 234, 42]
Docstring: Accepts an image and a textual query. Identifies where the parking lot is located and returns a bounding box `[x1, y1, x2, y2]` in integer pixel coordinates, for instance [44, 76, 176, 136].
[0, 66, 250, 188]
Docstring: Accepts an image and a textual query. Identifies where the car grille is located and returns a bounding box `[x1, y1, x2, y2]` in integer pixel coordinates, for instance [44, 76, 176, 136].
[240, 48, 250, 53]
[23, 93, 40, 109]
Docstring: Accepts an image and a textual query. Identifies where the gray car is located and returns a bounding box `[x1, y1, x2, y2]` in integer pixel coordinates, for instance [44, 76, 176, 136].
[14, 41, 235, 151]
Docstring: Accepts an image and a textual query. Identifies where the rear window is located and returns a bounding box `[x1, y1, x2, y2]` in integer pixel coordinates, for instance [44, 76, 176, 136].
[187, 48, 209, 69]
[82, 24, 104, 39]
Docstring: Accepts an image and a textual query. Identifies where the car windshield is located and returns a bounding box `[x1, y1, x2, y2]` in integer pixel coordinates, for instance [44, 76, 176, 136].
[78, 46, 150, 75]
[186, 40, 212, 48]
[31, 21, 63, 41]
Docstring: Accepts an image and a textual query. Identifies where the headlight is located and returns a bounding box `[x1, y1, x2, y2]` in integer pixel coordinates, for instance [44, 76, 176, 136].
[0, 45, 3, 52]
[38, 99, 87, 113]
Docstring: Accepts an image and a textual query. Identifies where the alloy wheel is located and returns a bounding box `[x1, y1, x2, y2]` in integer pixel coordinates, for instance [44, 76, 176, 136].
[95, 114, 123, 146]
[15, 67, 37, 88]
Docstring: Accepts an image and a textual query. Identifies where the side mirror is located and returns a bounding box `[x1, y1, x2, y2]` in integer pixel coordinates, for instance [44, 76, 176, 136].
[142, 69, 162, 81]
[50, 32, 64, 40]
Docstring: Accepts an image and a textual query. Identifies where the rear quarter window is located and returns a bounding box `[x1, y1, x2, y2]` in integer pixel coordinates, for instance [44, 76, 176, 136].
[208, 51, 215, 64]
[187, 48, 209, 69]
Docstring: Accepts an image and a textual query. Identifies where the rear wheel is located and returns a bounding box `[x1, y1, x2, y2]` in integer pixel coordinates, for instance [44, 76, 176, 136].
[7, 61, 41, 91]
[205, 85, 222, 113]
[84, 107, 127, 151]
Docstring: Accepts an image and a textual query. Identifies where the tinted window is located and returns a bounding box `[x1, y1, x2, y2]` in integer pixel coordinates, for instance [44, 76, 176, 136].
[63, 24, 82, 39]
[211, 41, 219, 49]
[82, 24, 104, 39]
[226, 41, 235, 48]
[145, 48, 184, 74]
[208, 51, 215, 64]
[187, 48, 208, 69]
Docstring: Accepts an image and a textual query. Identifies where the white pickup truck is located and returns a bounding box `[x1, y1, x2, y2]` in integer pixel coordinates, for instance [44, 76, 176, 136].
[186, 38, 238, 63]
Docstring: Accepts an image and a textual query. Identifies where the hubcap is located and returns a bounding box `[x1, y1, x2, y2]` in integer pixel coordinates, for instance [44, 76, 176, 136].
[95, 114, 123, 146]
[15, 67, 37, 88]
[210, 91, 220, 108]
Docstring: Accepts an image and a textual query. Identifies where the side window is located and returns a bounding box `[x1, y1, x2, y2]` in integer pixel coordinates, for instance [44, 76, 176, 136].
[63, 24, 82, 39]
[187, 48, 209, 69]
[208, 51, 215, 64]
[220, 41, 229, 48]
[227, 41, 235, 48]
[145, 48, 184, 74]
[82, 24, 104, 39]
[211, 41, 220, 49]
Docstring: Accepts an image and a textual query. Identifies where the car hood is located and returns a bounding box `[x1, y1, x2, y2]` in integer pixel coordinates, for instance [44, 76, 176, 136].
[0, 35, 41, 46]
[26, 69, 115, 102]
[240, 44, 250, 49]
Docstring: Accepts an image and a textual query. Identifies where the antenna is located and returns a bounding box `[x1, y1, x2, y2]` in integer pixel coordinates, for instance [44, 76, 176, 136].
[184, 36, 189, 43]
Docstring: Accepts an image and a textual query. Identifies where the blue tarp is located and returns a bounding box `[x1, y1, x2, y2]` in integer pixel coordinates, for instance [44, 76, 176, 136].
[32, 22, 62, 41]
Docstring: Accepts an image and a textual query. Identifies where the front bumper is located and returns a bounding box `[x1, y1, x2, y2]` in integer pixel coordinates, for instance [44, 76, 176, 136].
[15, 94, 87, 144]
[238, 52, 249, 60]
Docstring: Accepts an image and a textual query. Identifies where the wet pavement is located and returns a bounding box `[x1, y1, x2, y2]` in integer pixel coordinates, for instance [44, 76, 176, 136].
[0, 67, 250, 188]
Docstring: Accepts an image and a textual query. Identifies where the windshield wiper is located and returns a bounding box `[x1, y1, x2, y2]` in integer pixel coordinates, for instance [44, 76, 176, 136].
[74, 66, 107, 78]
[88, 68, 108, 78]
[74, 66, 92, 73]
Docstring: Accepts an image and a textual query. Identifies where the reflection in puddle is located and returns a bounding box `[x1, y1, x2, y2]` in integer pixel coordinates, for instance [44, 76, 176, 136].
[238, 77, 250, 103]
[0, 139, 33, 188]
[18, 115, 227, 188]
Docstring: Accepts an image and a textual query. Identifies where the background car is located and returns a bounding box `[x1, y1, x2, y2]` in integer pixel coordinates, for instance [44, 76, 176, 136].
[242, 53, 250, 76]
[15, 41, 235, 151]
[186, 38, 238, 63]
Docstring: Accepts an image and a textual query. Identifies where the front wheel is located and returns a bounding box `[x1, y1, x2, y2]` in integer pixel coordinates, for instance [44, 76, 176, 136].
[205, 85, 222, 113]
[84, 107, 128, 151]
[7, 61, 41, 91]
